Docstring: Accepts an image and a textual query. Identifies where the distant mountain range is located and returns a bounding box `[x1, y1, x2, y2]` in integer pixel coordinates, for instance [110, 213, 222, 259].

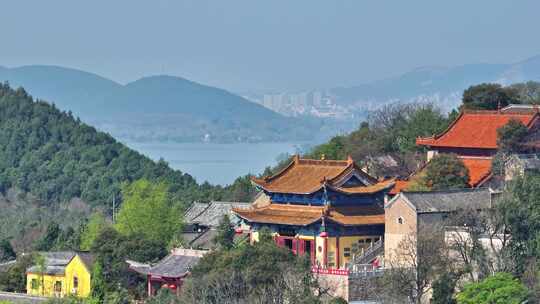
[3, 55, 540, 143]
[244, 55, 540, 118]
[0, 66, 329, 143]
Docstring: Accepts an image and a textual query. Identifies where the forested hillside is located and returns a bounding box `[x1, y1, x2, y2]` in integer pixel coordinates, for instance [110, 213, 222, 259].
[0, 83, 252, 248]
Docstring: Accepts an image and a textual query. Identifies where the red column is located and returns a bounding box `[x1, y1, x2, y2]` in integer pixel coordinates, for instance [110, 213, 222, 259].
[147, 275, 152, 297]
[311, 239, 316, 265]
[320, 231, 328, 268]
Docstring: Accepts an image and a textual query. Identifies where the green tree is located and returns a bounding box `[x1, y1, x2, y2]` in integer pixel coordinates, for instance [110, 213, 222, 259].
[456, 273, 528, 304]
[431, 272, 457, 304]
[0, 239, 15, 262]
[80, 213, 108, 251]
[329, 297, 348, 304]
[308, 136, 348, 160]
[91, 227, 166, 297]
[224, 175, 257, 202]
[497, 119, 529, 153]
[0, 253, 34, 292]
[180, 238, 321, 304]
[90, 261, 106, 302]
[213, 215, 235, 250]
[509, 81, 540, 104]
[462, 83, 520, 110]
[147, 288, 177, 304]
[423, 154, 469, 190]
[34, 222, 61, 251]
[498, 173, 540, 278]
[115, 179, 183, 246]
[395, 104, 448, 153]
[35, 253, 47, 296]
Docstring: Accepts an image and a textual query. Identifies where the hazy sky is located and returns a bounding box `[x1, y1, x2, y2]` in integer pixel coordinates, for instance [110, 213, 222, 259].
[1, 1, 540, 92]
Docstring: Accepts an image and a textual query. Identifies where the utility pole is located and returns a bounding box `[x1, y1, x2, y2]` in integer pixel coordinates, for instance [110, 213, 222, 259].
[112, 193, 116, 224]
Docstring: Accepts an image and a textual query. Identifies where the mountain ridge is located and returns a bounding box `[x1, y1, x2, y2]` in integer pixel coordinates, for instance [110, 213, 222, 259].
[0, 65, 321, 143]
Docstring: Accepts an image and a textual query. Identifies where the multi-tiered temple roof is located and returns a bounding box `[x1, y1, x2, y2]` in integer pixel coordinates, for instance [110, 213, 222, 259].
[234, 156, 394, 227]
[233, 204, 385, 226]
[251, 155, 393, 195]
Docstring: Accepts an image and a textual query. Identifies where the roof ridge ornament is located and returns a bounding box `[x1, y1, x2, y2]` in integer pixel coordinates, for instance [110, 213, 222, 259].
[347, 155, 353, 165]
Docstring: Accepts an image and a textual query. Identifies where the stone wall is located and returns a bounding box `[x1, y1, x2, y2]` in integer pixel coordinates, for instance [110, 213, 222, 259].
[384, 195, 417, 265]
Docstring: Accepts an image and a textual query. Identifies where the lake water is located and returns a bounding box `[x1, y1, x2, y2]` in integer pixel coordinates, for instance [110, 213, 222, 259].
[122, 141, 310, 185]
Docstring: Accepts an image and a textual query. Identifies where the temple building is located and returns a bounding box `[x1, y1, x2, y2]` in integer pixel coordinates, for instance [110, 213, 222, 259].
[233, 155, 394, 270]
[128, 248, 206, 297]
[388, 109, 540, 192]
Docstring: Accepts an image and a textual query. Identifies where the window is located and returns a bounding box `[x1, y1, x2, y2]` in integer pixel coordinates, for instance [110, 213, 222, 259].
[343, 247, 351, 257]
[398, 217, 404, 224]
[73, 277, 79, 289]
[31, 279, 38, 290]
[54, 281, 62, 293]
[327, 251, 335, 267]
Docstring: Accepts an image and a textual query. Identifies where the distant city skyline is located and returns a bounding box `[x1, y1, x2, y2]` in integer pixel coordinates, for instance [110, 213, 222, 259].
[1, 1, 540, 92]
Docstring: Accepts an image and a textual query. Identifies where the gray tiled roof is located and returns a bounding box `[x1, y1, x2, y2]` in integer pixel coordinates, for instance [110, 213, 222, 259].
[0, 260, 16, 272]
[26, 252, 75, 275]
[184, 202, 210, 223]
[400, 189, 492, 213]
[131, 254, 201, 278]
[26, 251, 94, 275]
[512, 154, 540, 170]
[185, 201, 250, 227]
[78, 252, 95, 271]
[189, 229, 218, 249]
[27, 265, 66, 275]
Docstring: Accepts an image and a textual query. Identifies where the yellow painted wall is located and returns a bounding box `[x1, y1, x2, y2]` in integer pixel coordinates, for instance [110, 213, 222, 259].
[314, 236, 325, 266]
[26, 273, 66, 297]
[64, 255, 92, 298]
[250, 231, 383, 269]
[26, 254, 92, 298]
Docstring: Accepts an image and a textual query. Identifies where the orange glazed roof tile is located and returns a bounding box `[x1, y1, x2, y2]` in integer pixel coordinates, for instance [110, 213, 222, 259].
[460, 157, 493, 187]
[388, 157, 492, 195]
[251, 155, 384, 194]
[416, 111, 539, 149]
[388, 180, 410, 195]
[329, 178, 395, 194]
[234, 204, 323, 226]
[233, 203, 384, 226]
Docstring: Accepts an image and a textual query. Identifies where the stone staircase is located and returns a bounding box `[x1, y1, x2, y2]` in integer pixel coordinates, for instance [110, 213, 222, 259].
[350, 238, 384, 266]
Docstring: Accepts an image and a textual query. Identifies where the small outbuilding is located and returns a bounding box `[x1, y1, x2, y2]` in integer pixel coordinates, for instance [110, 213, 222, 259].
[127, 248, 207, 297]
